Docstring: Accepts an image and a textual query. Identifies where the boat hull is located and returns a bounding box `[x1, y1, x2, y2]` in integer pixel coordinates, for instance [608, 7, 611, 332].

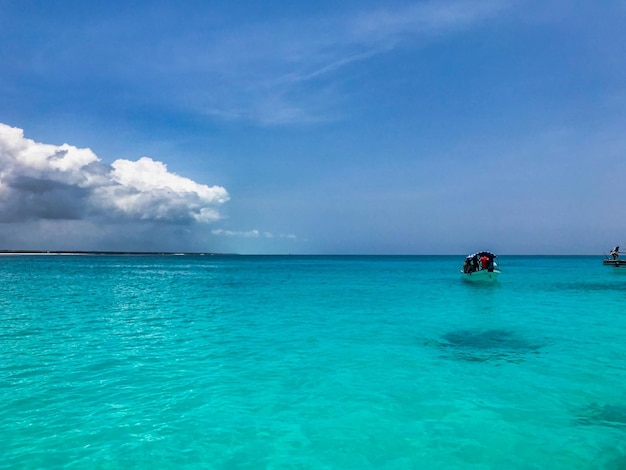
[603, 259, 626, 267]
[603, 260, 626, 272]
[461, 269, 501, 281]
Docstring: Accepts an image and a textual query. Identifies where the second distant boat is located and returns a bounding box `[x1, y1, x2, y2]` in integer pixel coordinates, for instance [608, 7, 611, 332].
[603, 245, 626, 269]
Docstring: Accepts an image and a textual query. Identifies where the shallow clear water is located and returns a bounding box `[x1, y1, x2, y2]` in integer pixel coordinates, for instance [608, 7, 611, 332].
[1, 255, 625, 469]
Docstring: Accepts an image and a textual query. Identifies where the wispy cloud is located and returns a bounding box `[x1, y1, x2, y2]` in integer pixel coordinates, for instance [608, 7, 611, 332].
[185, 1, 513, 124]
[53, 0, 512, 126]
[212, 229, 296, 239]
[211, 229, 261, 238]
[348, 0, 511, 41]
[3, 1, 514, 127]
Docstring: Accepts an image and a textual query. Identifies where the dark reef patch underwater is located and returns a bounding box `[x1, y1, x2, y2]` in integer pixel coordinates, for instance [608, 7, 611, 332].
[577, 403, 626, 429]
[425, 328, 543, 363]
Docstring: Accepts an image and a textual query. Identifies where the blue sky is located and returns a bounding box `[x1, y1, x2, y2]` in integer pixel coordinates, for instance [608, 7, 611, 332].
[1, 0, 625, 254]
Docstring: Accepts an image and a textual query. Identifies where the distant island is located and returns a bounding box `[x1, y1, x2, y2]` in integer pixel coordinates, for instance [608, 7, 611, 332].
[0, 250, 237, 256]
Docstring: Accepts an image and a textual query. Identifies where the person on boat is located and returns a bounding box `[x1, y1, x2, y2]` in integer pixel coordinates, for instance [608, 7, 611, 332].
[611, 246, 620, 260]
[479, 255, 489, 270]
[463, 258, 472, 273]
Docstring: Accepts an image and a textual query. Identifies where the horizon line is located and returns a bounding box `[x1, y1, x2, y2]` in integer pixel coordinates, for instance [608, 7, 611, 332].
[0, 250, 608, 257]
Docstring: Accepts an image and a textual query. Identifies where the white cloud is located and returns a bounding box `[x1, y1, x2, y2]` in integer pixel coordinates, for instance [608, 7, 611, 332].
[0, 123, 229, 224]
[211, 229, 260, 238]
[211, 229, 297, 240]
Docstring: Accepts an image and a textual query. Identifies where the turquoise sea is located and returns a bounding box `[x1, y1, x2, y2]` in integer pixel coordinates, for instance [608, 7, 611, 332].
[1, 255, 625, 469]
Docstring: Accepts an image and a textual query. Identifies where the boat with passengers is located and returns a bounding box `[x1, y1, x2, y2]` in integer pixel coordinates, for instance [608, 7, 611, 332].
[461, 251, 500, 281]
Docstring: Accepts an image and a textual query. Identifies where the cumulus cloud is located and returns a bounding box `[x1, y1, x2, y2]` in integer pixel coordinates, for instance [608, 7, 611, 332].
[0, 123, 229, 224]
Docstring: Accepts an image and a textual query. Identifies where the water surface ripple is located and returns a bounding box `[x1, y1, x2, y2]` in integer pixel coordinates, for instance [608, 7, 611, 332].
[1, 255, 625, 468]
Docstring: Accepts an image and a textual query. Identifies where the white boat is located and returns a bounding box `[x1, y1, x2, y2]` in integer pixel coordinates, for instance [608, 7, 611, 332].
[461, 251, 500, 281]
